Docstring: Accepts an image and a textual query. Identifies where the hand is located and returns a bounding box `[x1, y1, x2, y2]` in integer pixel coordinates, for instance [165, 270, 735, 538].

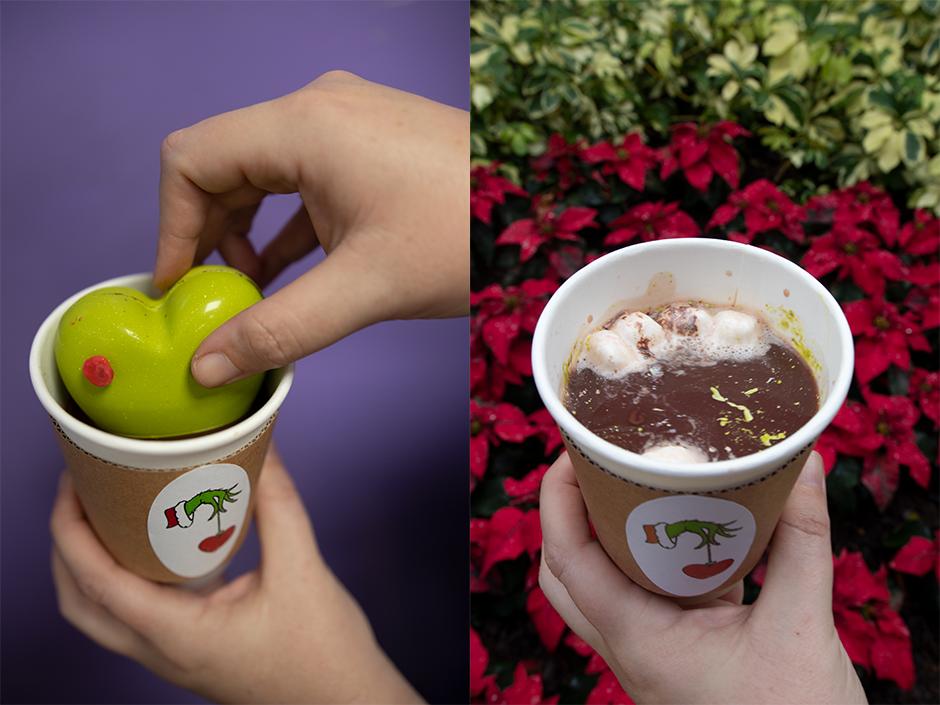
[154, 70, 469, 387]
[50, 444, 422, 704]
[539, 451, 867, 704]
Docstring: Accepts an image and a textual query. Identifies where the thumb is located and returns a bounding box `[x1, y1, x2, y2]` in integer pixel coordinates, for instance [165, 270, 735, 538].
[191, 244, 389, 386]
[754, 451, 834, 623]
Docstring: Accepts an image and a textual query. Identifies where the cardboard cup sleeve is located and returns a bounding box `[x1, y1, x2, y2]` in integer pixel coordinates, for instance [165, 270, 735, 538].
[564, 433, 814, 605]
[53, 416, 277, 583]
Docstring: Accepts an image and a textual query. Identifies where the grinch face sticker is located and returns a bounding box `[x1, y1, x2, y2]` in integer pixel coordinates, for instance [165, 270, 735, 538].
[625, 495, 756, 597]
[147, 463, 250, 578]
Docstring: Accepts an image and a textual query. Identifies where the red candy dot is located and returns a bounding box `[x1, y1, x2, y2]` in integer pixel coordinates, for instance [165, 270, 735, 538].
[82, 356, 114, 387]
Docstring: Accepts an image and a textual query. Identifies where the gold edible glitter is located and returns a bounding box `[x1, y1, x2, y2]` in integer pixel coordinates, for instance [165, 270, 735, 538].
[759, 431, 788, 447]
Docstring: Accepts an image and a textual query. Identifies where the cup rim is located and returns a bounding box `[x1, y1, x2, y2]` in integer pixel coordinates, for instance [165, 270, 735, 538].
[29, 272, 294, 456]
[531, 239, 854, 482]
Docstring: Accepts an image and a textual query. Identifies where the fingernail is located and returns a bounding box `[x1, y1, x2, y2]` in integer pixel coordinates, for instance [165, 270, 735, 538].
[798, 453, 825, 488]
[192, 352, 240, 387]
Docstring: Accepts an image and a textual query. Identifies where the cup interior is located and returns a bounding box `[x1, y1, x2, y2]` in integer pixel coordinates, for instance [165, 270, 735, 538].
[30, 273, 293, 469]
[532, 240, 854, 491]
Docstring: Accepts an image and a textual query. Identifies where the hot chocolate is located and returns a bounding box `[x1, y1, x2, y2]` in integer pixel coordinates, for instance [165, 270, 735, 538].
[563, 302, 818, 462]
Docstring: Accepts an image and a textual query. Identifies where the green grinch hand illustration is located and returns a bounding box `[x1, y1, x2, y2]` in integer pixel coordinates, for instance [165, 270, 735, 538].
[643, 519, 741, 579]
[164, 485, 241, 553]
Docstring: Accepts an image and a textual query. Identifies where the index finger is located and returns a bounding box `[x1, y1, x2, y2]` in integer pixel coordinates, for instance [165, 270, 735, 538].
[539, 454, 678, 640]
[154, 99, 299, 289]
[49, 472, 200, 635]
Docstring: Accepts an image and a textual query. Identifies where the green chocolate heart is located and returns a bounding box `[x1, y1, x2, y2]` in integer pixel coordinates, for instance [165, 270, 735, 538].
[55, 265, 264, 438]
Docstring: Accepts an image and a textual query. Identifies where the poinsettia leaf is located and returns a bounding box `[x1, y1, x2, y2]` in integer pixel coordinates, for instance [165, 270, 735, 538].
[581, 142, 617, 163]
[496, 218, 544, 262]
[482, 315, 520, 365]
[525, 586, 567, 651]
[871, 610, 915, 690]
[586, 669, 635, 705]
[482, 507, 531, 575]
[890, 535, 937, 576]
[615, 161, 649, 192]
[470, 628, 492, 696]
[662, 209, 701, 238]
[891, 439, 931, 488]
[678, 140, 709, 168]
[854, 339, 892, 385]
[684, 161, 714, 191]
[706, 202, 741, 229]
[834, 549, 892, 604]
[504, 464, 549, 502]
[471, 434, 490, 480]
[708, 140, 740, 188]
[834, 607, 876, 668]
[801, 238, 841, 278]
[557, 206, 599, 232]
[861, 454, 900, 510]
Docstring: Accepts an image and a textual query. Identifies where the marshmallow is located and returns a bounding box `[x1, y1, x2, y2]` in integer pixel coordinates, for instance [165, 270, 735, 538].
[609, 312, 666, 352]
[641, 443, 709, 463]
[654, 304, 714, 338]
[703, 310, 769, 361]
[575, 304, 770, 378]
[579, 329, 645, 377]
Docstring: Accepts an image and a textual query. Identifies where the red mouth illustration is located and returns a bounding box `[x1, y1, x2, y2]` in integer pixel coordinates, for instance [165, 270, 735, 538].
[682, 558, 734, 579]
[198, 525, 235, 553]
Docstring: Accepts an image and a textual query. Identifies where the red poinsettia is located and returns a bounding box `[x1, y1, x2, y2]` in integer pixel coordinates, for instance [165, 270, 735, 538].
[472, 277, 557, 365]
[586, 670, 635, 705]
[822, 395, 930, 508]
[472, 164, 528, 224]
[582, 133, 658, 191]
[806, 183, 900, 246]
[533, 133, 585, 192]
[842, 298, 932, 384]
[496, 197, 597, 262]
[813, 431, 839, 474]
[890, 532, 939, 580]
[707, 179, 804, 243]
[528, 408, 563, 456]
[470, 401, 536, 484]
[504, 464, 550, 505]
[472, 506, 542, 577]
[605, 202, 700, 246]
[898, 209, 940, 256]
[563, 635, 635, 704]
[832, 549, 914, 690]
[660, 121, 750, 191]
[909, 368, 940, 426]
[905, 281, 940, 330]
[471, 348, 531, 402]
[484, 663, 559, 705]
[564, 633, 608, 675]
[526, 586, 567, 651]
[471, 628, 495, 696]
[801, 219, 905, 297]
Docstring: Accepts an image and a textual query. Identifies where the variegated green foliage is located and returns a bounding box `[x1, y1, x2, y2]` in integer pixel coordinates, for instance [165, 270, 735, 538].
[471, 0, 940, 210]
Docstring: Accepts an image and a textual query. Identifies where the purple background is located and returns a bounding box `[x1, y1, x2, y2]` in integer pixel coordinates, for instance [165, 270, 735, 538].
[0, 2, 468, 703]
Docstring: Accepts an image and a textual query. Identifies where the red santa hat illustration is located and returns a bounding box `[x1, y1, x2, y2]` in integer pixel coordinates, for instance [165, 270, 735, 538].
[165, 501, 194, 529]
[643, 522, 677, 549]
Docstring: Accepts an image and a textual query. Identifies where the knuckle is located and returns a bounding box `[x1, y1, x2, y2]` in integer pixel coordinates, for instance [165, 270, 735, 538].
[780, 506, 831, 540]
[541, 538, 574, 588]
[240, 310, 301, 369]
[76, 573, 110, 607]
[160, 129, 188, 163]
[314, 69, 361, 85]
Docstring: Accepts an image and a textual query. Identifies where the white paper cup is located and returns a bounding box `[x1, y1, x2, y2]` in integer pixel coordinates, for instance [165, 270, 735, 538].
[30, 273, 293, 583]
[532, 240, 853, 602]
